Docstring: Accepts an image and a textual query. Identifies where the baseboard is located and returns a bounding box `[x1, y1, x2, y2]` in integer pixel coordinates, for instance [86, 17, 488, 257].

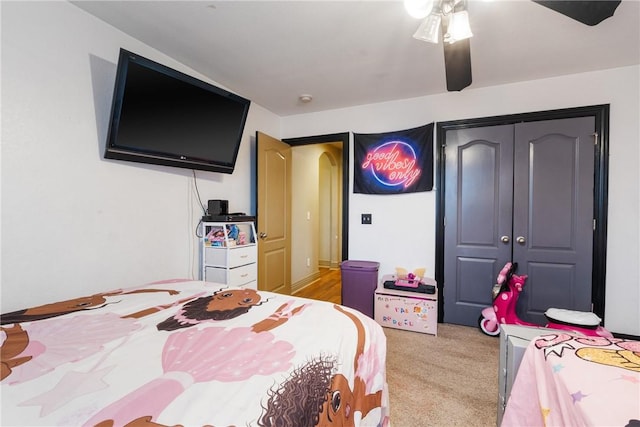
[612, 331, 640, 341]
[291, 270, 323, 294]
[319, 260, 341, 269]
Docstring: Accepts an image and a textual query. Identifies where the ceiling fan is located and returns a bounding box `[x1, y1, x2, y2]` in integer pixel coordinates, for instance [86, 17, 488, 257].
[405, 0, 622, 92]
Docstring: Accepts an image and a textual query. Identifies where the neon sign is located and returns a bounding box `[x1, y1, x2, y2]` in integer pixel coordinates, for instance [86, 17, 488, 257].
[353, 123, 433, 194]
[360, 140, 422, 188]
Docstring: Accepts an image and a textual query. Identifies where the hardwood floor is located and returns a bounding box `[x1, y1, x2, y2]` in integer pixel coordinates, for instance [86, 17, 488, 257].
[293, 268, 342, 304]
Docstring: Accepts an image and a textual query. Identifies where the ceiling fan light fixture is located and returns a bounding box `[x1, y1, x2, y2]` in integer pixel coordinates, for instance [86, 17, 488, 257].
[404, 0, 434, 19]
[413, 13, 441, 43]
[445, 10, 473, 43]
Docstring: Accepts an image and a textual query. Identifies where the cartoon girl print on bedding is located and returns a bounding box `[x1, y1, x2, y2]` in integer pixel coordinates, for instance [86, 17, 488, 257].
[0, 287, 279, 385]
[0, 323, 31, 381]
[84, 298, 310, 427]
[156, 288, 275, 331]
[258, 305, 387, 427]
[0, 287, 182, 325]
[0, 287, 198, 383]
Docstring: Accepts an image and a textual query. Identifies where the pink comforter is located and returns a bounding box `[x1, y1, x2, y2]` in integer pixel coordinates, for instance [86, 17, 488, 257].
[502, 332, 640, 427]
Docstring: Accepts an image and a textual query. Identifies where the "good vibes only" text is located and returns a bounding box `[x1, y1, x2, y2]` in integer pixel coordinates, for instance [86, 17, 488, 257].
[361, 141, 421, 188]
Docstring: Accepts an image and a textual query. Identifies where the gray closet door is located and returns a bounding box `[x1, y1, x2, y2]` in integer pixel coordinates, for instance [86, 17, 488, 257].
[443, 125, 514, 326]
[513, 117, 595, 324]
[443, 117, 595, 326]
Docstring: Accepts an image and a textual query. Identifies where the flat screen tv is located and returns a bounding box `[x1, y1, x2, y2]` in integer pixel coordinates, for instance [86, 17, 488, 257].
[105, 48, 251, 174]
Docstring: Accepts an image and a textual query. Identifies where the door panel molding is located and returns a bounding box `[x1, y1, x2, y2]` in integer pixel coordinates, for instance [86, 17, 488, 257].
[436, 104, 610, 323]
[527, 262, 577, 315]
[527, 136, 576, 250]
[458, 141, 501, 246]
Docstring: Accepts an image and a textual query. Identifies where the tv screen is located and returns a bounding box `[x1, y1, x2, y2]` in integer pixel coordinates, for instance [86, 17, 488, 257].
[105, 49, 251, 174]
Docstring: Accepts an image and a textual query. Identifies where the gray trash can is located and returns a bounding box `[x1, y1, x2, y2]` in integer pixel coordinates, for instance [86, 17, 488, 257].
[340, 260, 380, 318]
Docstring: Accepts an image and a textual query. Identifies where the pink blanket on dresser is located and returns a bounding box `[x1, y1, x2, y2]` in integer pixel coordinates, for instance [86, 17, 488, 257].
[1, 280, 389, 426]
[502, 332, 640, 427]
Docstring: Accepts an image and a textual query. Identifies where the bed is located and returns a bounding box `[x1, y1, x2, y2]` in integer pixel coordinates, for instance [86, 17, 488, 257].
[1, 279, 389, 426]
[501, 332, 640, 427]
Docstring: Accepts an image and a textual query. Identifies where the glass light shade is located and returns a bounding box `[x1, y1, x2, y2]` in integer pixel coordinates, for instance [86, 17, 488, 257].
[413, 13, 441, 43]
[446, 10, 473, 43]
[404, 0, 434, 19]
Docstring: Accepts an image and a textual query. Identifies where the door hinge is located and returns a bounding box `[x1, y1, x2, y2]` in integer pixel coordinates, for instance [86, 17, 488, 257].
[593, 132, 598, 146]
[593, 219, 596, 231]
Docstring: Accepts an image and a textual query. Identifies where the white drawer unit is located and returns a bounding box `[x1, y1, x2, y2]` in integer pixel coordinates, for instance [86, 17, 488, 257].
[205, 245, 256, 268]
[201, 221, 257, 289]
[205, 264, 257, 287]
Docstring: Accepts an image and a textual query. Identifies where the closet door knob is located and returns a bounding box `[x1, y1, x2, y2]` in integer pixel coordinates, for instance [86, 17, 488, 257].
[516, 236, 526, 244]
[259, 232, 268, 239]
[500, 236, 510, 243]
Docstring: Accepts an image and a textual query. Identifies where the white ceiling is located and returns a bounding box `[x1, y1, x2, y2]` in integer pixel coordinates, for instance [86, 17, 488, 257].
[72, 0, 640, 116]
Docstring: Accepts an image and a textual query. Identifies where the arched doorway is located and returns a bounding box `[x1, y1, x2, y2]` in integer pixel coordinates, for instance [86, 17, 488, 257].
[319, 151, 341, 269]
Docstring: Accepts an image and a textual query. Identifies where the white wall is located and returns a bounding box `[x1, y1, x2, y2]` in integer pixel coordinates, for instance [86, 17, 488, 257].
[1, 1, 280, 312]
[2, 1, 638, 336]
[282, 66, 640, 336]
[290, 145, 322, 287]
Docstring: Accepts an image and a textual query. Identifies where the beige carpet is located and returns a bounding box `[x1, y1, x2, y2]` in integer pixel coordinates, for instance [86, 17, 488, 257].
[384, 323, 500, 427]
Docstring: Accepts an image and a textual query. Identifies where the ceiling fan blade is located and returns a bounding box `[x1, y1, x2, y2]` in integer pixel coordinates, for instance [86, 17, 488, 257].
[443, 38, 472, 92]
[532, 1, 621, 26]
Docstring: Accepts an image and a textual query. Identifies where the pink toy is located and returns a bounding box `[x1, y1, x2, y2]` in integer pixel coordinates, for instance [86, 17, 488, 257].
[237, 231, 247, 245]
[394, 267, 426, 289]
[395, 273, 420, 288]
[478, 262, 612, 338]
[205, 228, 226, 246]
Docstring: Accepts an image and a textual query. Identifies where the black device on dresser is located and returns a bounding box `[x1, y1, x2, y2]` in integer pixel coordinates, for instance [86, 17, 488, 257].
[207, 199, 229, 216]
[202, 199, 254, 222]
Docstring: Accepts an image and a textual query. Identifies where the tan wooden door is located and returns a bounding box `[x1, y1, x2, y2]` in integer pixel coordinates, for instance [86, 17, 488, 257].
[256, 131, 292, 295]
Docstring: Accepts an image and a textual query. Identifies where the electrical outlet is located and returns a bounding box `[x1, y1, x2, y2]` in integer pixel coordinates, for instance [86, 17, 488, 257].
[361, 213, 372, 224]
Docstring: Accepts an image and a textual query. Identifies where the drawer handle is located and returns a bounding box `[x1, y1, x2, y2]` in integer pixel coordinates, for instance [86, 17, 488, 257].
[241, 274, 248, 278]
[240, 255, 248, 258]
